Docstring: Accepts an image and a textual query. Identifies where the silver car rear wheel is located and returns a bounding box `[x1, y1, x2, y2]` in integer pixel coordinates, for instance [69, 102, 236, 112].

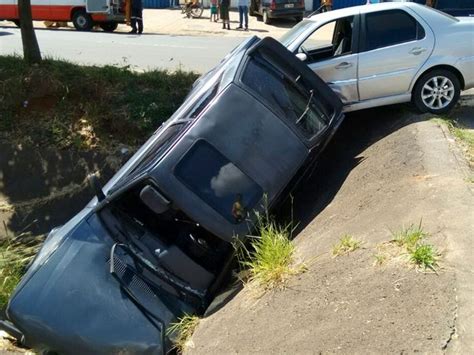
[421, 76, 455, 110]
[413, 69, 461, 114]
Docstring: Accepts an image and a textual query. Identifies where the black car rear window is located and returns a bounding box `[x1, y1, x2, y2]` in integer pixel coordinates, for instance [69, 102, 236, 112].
[364, 10, 420, 51]
[242, 57, 329, 139]
[175, 140, 263, 224]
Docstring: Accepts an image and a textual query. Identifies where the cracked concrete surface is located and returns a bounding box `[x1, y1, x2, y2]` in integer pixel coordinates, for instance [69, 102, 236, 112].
[189, 99, 473, 354]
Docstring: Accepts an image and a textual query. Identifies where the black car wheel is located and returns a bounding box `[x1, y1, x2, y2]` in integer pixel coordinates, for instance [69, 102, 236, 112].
[249, 0, 258, 16]
[413, 69, 461, 114]
[100, 22, 118, 32]
[72, 10, 93, 31]
[263, 10, 271, 24]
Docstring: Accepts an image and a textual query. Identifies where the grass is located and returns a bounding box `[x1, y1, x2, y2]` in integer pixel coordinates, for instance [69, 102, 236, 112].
[391, 221, 428, 251]
[237, 212, 301, 290]
[0, 55, 199, 150]
[332, 235, 361, 257]
[431, 116, 474, 164]
[373, 253, 387, 266]
[390, 222, 439, 270]
[166, 314, 200, 353]
[0, 233, 44, 309]
[410, 244, 438, 270]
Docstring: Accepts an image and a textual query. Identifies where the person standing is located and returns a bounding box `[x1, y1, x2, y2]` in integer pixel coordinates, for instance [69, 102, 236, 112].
[237, 0, 249, 30]
[220, 0, 230, 30]
[130, 0, 144, 34]
[210, 0, 218, 22]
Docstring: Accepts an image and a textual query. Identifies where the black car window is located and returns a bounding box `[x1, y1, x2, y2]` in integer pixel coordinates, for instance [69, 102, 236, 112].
[436, 0, 472, 9]
[110, 123, 188, 193]
[175, 140, 263, 224]
[242, 58, 329, 139]
[365, 10, 421, 51]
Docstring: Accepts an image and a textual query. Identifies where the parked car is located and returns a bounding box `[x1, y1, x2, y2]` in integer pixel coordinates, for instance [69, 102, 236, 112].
[280, 2, 474, 113]
[250, 0, 305, 24]
[432, 0, 474, 17]
[0, 37, 343, 354]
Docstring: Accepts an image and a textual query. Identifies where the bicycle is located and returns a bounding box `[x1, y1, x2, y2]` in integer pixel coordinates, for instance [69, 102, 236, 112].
[181, 0, 204, 18]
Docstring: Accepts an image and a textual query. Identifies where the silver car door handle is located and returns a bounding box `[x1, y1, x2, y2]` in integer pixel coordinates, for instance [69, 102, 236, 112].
[335, 62, 353, 69]
[409, 47, 427, 55]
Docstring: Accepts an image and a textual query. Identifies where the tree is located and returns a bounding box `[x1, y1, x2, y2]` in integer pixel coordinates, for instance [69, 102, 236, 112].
[18, 0, 42, 64]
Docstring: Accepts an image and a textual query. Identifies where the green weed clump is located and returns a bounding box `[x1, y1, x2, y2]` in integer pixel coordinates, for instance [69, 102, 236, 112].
[391, 221, 438, 270]
[332, 235, 361, 256]
[392, 222, 428, 250]
[238, 212, 299, 290]
[410, 244, 437, 269]
[166, 314, 200, 353]
[0, 234, 43, 309]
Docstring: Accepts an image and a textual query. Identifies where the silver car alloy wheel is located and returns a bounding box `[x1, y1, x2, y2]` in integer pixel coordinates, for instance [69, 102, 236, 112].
[421, 76, 455, 110]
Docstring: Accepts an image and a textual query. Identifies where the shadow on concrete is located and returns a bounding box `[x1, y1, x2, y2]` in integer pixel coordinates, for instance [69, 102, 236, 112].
[0, 31, 13, 37]
[0, 144, 131, 238]
[279, 103, 422, 234]
[206, 102, 425, 314]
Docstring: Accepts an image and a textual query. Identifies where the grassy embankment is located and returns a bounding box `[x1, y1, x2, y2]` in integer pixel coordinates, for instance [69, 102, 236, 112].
[0, 56, 199, 308]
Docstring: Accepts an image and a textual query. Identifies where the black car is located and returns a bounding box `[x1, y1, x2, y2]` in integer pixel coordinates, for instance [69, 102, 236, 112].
[432, 0, 474, 17]
[0, 37, 343, 354]
[250, 0, 305, 24]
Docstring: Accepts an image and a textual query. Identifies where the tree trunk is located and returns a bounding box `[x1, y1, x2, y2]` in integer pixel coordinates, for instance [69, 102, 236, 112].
[18, 0, 42, 64]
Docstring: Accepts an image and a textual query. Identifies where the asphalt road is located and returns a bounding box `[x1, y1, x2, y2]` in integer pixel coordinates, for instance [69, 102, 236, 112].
[0, 27, 244, 73]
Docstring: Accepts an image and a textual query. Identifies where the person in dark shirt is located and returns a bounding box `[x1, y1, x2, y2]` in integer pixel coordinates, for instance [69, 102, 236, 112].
[220, 0, 230, 30]
[130, 0, 144, 34]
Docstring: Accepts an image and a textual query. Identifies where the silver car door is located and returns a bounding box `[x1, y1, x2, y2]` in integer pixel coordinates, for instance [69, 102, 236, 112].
[357, 8, 435, 101]
[297, 16, 360, 105]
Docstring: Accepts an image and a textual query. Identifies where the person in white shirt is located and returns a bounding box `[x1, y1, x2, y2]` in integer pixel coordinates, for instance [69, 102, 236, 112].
[237, 0, 249, 30]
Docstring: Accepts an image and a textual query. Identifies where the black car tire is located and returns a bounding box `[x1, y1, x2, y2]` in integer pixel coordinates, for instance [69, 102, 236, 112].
[249, 0, 258, 16]
[72, 10, 93, 31]
[100, 22, 118, 32]
[12, 19, 21, 27]
[263, 10, 271, 24]
[412, 69, 461, 114]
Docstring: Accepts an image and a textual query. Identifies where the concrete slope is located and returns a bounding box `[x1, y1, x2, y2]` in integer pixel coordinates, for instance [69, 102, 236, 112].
[189, 101, 473, 354]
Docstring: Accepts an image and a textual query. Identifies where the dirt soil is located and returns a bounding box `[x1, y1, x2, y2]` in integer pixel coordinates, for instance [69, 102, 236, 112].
[1, 9, 305, 39]
[189, 96, 474, 354]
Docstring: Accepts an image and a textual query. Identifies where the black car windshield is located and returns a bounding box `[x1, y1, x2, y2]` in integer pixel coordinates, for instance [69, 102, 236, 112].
[110, 122, 188, 194]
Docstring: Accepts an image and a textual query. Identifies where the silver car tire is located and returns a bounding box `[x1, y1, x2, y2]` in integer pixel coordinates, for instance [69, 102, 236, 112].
[413, 69, 461, 114]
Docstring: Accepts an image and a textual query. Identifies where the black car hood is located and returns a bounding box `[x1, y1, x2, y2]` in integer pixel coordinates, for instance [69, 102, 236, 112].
[5, 213, 193, 354]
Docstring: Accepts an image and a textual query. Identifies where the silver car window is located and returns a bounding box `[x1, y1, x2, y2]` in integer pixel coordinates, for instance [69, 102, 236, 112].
[365, 10, 420, 51]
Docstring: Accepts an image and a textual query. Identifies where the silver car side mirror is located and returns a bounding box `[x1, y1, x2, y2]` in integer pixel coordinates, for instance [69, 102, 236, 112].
[295, 53, 307, 62]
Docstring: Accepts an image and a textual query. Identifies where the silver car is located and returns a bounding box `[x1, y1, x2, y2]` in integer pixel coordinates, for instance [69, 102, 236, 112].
[280, 2, 474, 113]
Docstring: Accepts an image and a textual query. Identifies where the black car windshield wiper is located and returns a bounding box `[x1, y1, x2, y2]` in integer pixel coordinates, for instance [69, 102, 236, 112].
[296, 89, 314, 125]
